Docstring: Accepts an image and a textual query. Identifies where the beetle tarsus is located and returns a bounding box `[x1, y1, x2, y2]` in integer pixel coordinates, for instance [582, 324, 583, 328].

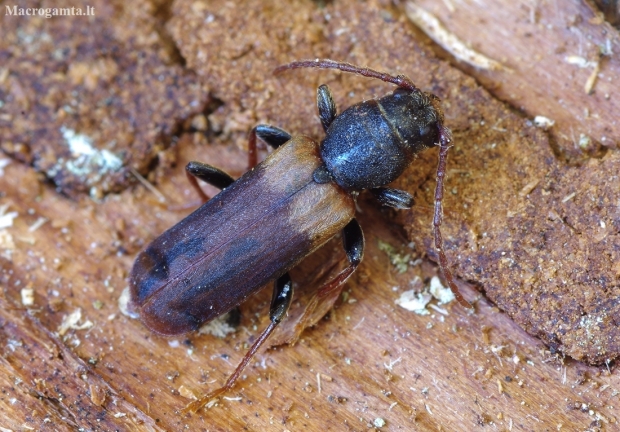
[182, 273, 294, 413]
[181, 320, 279, 414]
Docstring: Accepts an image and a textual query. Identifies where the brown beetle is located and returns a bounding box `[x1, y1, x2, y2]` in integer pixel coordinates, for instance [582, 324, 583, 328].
[129, 59, 472, 412]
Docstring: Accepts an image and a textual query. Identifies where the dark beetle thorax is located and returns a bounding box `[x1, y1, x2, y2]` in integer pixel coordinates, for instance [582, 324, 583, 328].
[320, 89, 440, 191]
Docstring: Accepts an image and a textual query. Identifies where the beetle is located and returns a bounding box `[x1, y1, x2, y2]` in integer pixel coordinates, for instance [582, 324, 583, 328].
[129, 59, 472, 413]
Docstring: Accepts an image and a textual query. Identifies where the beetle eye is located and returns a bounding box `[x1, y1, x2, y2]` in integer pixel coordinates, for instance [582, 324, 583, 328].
[393, 88, 410, 97]
[419, 125, 430, 136]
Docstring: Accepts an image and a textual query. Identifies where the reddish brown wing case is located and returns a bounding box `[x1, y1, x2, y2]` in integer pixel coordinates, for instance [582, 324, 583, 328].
[129, 136, 356, 335]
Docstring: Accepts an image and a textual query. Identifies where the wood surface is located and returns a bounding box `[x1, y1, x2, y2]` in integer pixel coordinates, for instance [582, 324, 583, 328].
[1, 0, 619, 431]
[2, 142, 618, 431]
[409, 0, 619, 159]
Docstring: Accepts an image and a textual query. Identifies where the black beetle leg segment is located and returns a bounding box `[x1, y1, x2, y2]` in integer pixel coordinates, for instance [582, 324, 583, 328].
[371, 188, 414, 209]
[182, 273, 293, 414]
[225, 306, 241, 327]
[317, 84, 337, 132]
[318, 218, 364, 299]
[248, 124, 292, 169]
[185, 161, 236, 203]
[270, 272, 294, 323]
[289, 219, 364, 343]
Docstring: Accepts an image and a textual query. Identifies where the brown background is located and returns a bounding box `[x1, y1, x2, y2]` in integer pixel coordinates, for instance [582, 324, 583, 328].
[1, 0, 619, 430]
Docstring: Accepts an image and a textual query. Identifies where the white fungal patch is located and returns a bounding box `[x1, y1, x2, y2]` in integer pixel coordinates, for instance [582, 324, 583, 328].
[49, 126, 123, 179]
[0, 205, 18, 229]
[57, 308, 94, 336]
[395, 290, 432, 314]
[0, 158, 10, 176]
[198, 312, 237, 338]
[429, 276, 455, 304]
[564, 55, 596, 68]
[21, 287, 35, 306]
[396, 276, 455, 314]
[0, 205, 15, 260]
[118, 286, 140, 319]
[533, 116, 555, 130]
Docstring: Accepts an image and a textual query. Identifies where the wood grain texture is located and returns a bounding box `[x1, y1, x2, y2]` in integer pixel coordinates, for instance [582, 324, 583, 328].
[1, 0, 619, 430]
[0, 0, 208, 197]
[399, 0, 620, 365]
[1, 139, 618, 430]
[409, 0, 619, 160]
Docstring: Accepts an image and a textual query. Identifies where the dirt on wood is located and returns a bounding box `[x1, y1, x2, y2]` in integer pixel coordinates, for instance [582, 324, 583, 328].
[1, 0, 620, 430]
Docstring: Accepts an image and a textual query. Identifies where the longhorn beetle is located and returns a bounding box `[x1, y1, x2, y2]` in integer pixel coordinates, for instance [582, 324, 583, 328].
[129, 59, 473, 413]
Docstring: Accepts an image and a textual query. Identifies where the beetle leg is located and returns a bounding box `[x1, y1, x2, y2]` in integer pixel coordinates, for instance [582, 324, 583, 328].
[185, 161, 235, 203]
[291, 219, 364, 341]
[182, 273, 293, 413]
[433, 126, 473, 310]
[248, 124, 292, 169]
[317, 84, 337, 132]
[269, 272, 294, 323]
[371, 187, 414, 209]
[225, 306, 241, 327]
[316, 218, 364, 299]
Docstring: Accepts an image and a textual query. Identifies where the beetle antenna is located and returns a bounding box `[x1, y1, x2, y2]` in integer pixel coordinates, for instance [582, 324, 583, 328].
[275, 59, 418, 91]
[433, 126, 473, 310]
